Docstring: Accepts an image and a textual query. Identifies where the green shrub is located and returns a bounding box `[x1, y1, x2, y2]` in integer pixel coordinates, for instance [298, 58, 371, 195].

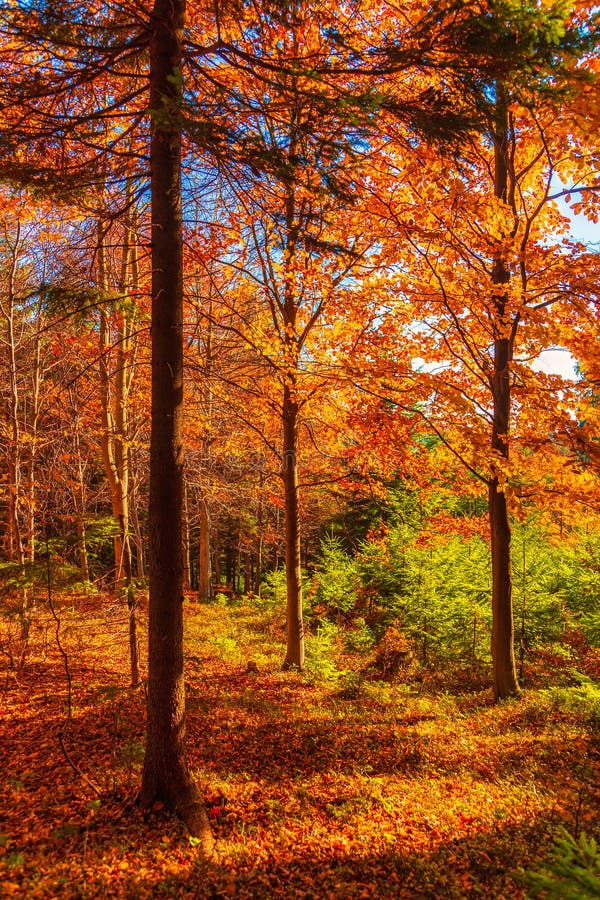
[522, 828, 600, 898]
[305, 620, 341, 682]
[345, 617, 376, 654]
[260, 569, 288, 606]
[311, 535, 359, 619]
[547, 681, 600, 727]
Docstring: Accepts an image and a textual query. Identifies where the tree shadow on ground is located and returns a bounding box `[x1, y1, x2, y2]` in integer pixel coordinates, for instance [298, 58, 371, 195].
[111, 815, 555, 899]
[186, 687, 588, 785]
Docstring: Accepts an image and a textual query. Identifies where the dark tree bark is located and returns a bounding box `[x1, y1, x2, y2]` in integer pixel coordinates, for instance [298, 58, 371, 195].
[243, 552, 252, 595]
[255, 468, 264, 593]
[211, 533, 220, 590]
[280, 164, 305, 670]
[182, 478, 192, 592]
[97, 214, 140, 686]
[139, 0, 213, 850]
[225, 542, 234, 591]
[282, 378, 305, 669]
[4, 222, 24, 569]
[488, 86, 520, 701]
[198, 497, 212, 602]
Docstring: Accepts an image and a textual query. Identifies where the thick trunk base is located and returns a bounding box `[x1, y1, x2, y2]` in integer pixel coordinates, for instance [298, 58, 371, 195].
[139, 776, 214, 855]
[282, 657, 304, 672]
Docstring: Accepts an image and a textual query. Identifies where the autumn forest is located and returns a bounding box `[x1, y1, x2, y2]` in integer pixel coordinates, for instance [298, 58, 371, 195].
[1, 0, 600, 897]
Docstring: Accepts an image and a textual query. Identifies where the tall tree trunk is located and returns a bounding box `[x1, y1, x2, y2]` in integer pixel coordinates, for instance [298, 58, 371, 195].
[196, 301, 213, 602]
[280, 159, 305, 670]
[255, 468, 264, 593]
[243, 552, 252, 596]
[225, 543, 234, 591]
[488, 86, 519, 700]
[97, 209, 140, 685]
[198, 497, 211, 602]
[282, 380, 304, 669]
[76, 517, 90, 582]
[3, 222, 24, 567]
[117, 197, 140, 686]
[255, 534, 263, 594]
[235, 541, 241, 593]
[25, 295, 44, 565]
[129, 465, 146, 579]
[140, 0, 212, 850]
[69, 386, 90, 583]
[182, 478, 191, 592]
[97, 223, 123, 579]
[273, 508, 281, 570]
[211, 534, 220, 592]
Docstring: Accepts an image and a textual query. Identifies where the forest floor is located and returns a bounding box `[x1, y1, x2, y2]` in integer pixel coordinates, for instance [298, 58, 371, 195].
[1, 592, 599, 899]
